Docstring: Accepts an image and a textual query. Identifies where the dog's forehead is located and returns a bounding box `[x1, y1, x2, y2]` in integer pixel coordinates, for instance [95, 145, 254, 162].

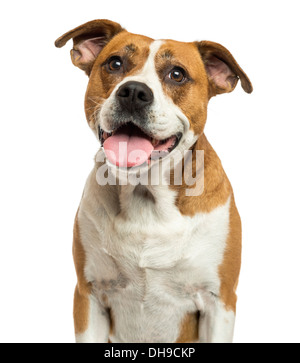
[99, 31, 153, 60]
[157, 39, 201, 63]
[100, 31, 202, 70]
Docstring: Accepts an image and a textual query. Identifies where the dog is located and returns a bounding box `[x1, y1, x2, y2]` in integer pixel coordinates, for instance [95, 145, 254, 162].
[55, 19, 252, 343]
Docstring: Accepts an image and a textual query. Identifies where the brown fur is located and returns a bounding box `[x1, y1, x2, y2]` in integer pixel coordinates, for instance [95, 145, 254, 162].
[176, 312, 200, 343]
[85, 32, 153, 128]
[156, 41, 209, 136]
[55, 19, 124, 75]
[171, 133, 231, 214]
[73, 211, 92, 334]
[197, 41, 253, 95]
[218, 197, 242, 312]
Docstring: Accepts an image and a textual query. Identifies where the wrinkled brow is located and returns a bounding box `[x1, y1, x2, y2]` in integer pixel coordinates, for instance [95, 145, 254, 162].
[159, 49, 174, 60]
[124, 43, 137, 54]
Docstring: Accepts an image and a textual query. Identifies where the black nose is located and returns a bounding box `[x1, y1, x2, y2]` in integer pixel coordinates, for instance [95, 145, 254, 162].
[116, 81, 154, 113]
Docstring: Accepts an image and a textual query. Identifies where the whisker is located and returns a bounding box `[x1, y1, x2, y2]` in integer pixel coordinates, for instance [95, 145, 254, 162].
[87, 96, 105, 107]
[86, 96, 106, 126]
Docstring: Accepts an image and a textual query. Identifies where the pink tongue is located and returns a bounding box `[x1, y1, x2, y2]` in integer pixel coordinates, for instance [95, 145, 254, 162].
[103, 124, 154, 167]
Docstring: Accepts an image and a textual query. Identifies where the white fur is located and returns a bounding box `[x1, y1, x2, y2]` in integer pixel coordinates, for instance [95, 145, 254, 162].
[198, 299, 235, 343]
[75, 294, 110, 343]
[77, 166, 232, 343]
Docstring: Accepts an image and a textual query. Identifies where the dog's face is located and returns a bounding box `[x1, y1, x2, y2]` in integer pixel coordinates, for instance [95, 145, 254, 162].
[56, 20, 252, 168]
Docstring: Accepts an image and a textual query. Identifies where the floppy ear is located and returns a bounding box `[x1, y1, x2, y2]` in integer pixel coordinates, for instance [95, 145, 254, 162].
[55, 19, 124, 75]
[196, 41, 253, 96]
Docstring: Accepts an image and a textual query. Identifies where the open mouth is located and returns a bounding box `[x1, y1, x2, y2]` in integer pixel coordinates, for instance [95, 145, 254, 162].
[99, 122, 182, 167]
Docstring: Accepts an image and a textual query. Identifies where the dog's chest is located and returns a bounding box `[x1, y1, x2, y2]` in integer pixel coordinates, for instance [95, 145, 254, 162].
[79, 183, 230, 342]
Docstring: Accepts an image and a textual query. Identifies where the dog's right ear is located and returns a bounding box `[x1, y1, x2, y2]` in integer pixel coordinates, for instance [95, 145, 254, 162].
[55, 19, 124, 75]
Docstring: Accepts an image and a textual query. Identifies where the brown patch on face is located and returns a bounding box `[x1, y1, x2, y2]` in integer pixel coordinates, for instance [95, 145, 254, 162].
[218, 196, 242, 312]
[155, 40, 209, 135]
[176, 312, 199, 342]
[84, 32, 153, 128]
[73, 210, 92, 335]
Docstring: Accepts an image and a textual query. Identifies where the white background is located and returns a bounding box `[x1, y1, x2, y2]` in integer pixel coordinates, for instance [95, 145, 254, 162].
[0, 0, 299, 343]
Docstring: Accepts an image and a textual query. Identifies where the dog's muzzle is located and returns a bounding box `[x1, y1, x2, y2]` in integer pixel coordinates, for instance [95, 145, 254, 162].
[99, 81, 182, 168]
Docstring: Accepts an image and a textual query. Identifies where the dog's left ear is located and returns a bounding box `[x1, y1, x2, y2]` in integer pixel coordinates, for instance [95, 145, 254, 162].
[55, 19, 124, 75]
[195, 41, 253, 96]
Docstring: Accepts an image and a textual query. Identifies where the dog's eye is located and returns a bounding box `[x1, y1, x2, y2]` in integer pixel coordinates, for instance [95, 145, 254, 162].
[169, 68, 186, 83]
[107, 57, 123, 72]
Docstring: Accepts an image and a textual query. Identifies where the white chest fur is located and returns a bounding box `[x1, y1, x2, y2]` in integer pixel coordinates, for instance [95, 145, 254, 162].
[77, 168, 231, 343]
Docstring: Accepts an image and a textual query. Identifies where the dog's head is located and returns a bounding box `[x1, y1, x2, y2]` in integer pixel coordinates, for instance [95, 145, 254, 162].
[55, 20, 252, 169]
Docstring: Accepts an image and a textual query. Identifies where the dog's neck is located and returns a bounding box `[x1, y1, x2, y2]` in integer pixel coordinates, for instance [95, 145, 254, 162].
[91, 132, 229, 219]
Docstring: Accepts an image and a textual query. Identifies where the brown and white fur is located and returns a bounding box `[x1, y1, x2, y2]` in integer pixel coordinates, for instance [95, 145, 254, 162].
[55, 19, 252, 343]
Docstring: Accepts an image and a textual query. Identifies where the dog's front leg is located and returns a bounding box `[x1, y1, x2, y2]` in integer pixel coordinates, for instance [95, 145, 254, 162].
[74, 285, 110, 343]
[198, 298, 235, 343]
[73, 212, 110, 343]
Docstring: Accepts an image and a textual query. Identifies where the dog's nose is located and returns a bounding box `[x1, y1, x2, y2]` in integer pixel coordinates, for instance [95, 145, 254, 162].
[116, 81, 154, 113]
